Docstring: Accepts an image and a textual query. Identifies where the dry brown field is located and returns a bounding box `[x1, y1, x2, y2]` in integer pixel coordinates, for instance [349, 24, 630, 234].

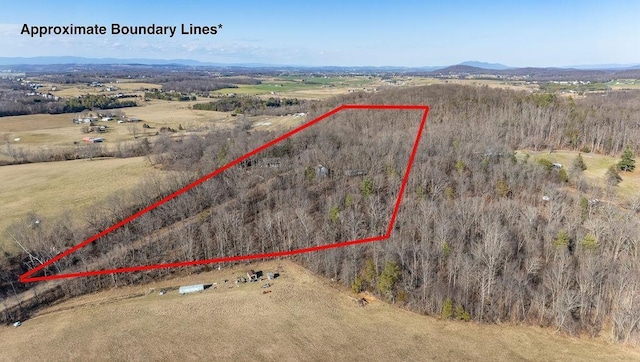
[0, 156, 162, 254]
[0, 95, 305, 256]
[1, 260, 638, 361]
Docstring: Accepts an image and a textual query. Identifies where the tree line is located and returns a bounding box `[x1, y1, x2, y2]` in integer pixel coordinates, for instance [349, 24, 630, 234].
[192, 96, 303, 114]
[4, 84, 640, 344]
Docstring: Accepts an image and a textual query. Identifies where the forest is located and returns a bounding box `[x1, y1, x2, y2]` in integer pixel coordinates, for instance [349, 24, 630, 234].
[3, 84, 640, 344]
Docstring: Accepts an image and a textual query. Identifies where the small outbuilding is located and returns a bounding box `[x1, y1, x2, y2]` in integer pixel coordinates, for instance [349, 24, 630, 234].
[179, 284, 205, 295]
[315, 164, 330, 178]
[344, 169, 367, 177]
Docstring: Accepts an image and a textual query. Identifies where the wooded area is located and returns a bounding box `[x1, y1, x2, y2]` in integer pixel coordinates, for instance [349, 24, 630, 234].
[4, 84, 640, 343]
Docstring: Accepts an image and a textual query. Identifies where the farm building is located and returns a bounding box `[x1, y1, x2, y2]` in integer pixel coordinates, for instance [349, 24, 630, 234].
[262, 158, 282, 168]
[315, 164, 330, 178]
[240, 157, 284, 169]
[179, 284, 205, 295]
[73, 117, 95, 124]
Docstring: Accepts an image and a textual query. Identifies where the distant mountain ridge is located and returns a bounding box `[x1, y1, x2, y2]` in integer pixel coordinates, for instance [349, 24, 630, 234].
[0, 56, 215, 66]
[0, 56, 638, 70]
[458, 61, 512, 70]
[2, 57, 640, 82]
[562, 63, 640, 70]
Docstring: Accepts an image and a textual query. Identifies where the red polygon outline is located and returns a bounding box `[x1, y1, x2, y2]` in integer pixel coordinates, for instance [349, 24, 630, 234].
[20, 104, 429, 283]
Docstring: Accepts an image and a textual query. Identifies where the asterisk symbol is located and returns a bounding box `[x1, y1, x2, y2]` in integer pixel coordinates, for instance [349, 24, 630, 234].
[218, 24, 223, 29]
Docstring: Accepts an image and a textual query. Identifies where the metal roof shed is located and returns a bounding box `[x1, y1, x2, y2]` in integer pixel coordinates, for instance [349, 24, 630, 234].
[179, 284, 205, 295]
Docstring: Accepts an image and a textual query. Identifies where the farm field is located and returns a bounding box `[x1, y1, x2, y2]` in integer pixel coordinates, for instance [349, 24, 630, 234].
[49, 81, 162, 98]
[0, 98, 305, 152]
[0, 96, 307, 256]
[208, 76, 540, 99]
[1, 260, 638, 361]
[609, 79, 640, 90]
[211, 76, 381, 99]
[444, 78, 538, 92]
[123, 99, 230, 127]
[0, 99, 226, 149]
[0, 156, 162, 254]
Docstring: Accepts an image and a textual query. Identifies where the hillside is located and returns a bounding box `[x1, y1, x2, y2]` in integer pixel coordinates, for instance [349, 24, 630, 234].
[1, 261, 638, 361]
[6, 84, 640, 343]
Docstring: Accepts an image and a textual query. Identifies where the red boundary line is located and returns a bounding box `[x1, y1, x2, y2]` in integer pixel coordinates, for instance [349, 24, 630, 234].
[20, 104, 429, 282]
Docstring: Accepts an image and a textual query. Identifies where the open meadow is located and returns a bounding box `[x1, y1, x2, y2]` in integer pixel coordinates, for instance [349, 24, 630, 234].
[518, 149, 640, 201]
[0, 98, 304, 153]
[0, 156, 162, 254]
[211, 76, 380, 99]
[1, 260, 638, 361]
[0, 99, 228, 149]
[0, 91, 308, 256]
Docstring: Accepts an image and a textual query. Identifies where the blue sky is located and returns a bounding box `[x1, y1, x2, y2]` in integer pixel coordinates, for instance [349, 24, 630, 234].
[0, 0, 638, 67]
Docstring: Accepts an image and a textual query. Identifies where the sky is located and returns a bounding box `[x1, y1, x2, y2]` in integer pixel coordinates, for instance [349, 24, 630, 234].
[0, 0, 638, 67]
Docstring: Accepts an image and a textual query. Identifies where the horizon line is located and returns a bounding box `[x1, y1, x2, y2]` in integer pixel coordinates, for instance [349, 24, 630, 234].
[1, 56, 640, 70]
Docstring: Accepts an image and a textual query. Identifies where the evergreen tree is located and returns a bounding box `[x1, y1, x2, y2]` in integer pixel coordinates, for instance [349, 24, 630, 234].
[558, 168, 569, 183]
[352, 276, 364, 293]
[360, 177, 374, 197]
[580, 234, 598, 250]
[579, 196, 589, 221]
[554, 229, 570, 248]
[378, 260, 401, 302]
[441, 298, 454, 319]
[572, 153, 587, 172]
[618, 146, 635, 172]
[537, 158, 554, 171]
[363, 258, 377, 288]
[606, 165, 622, 186]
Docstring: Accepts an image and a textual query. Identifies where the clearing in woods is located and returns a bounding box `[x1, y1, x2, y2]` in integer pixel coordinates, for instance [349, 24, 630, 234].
[0, 261, 637, 361]
[519, 150, 640, 200]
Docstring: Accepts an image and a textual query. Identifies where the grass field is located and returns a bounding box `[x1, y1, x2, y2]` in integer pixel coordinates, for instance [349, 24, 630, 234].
[125, 99, 232, 128]
[517, 150, 640, 200]
[0, 95, 306, 256]
[211, 76, 379, 99]
[608, 79, 640, 91]
[1, 260, 638, 361]
[0, 111, 142, 150]
[0, 99, 233, 151]
[0, 97, 308, 153]
[0, 156, 162, 254]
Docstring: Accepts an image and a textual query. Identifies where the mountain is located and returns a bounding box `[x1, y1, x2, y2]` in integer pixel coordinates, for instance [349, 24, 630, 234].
[1, 56, 637, 72]
[0, 57, 450, 71]
[458, 61, 512, 70]
[432, 65, 488, 74]
[1, 57, 639, 79]
[0, 56, 214, 66]
[562, 63, 640, 70]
